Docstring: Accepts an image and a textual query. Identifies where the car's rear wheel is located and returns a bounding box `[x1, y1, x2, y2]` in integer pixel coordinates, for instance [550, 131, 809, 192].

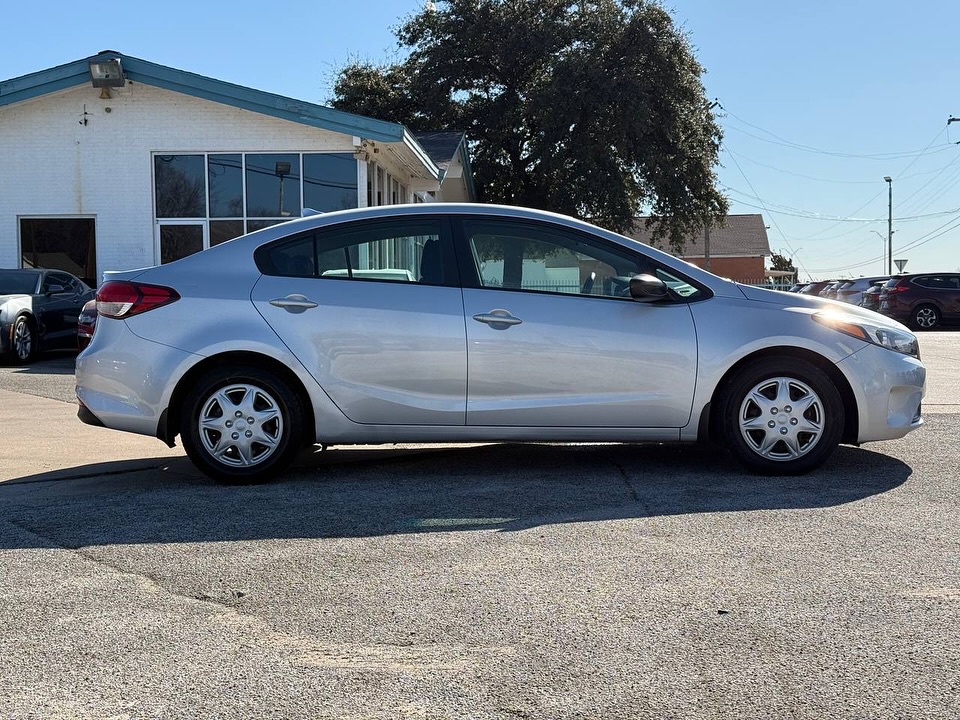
[11, 315, 35, 364]
[910, 304, 940, 331]
[720, 357, 843, 475]
[180, 365, 303, 484]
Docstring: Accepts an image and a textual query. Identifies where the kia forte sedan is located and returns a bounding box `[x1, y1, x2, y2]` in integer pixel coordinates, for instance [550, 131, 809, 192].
[75, 204, 925, 483]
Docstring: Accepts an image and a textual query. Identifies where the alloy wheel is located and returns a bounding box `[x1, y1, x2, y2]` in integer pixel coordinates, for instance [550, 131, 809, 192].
[13, 319, 32, 361]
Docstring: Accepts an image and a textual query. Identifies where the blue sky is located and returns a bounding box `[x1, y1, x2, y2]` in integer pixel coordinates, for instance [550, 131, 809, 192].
[3, 0, 958, 280]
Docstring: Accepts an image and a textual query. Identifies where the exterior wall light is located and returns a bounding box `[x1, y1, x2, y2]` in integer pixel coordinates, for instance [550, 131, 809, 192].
[88, 58, 125, 88]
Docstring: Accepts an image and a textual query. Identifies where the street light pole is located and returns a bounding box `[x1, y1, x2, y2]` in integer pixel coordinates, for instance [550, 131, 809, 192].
[884, 176, 893, 275]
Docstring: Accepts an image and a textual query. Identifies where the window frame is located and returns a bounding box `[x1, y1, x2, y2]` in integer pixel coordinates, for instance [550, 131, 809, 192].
[254, 215, 461, 288]
[450, 216, 711, 303]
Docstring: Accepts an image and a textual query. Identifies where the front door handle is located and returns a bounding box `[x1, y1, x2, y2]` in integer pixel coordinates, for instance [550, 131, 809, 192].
[472, 309, 523, 328]
[269, 294, 318, 314]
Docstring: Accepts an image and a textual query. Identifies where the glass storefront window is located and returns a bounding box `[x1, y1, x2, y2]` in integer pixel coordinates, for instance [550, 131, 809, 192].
[208, 154, 243, 218]
[155, 155, 206, 218]
[210, 220, 245, 246]
[303, 153, 358, 212]
[153, 152, 370, 263]
[159, 225, 204, 264]
[245, 153, 300, 218]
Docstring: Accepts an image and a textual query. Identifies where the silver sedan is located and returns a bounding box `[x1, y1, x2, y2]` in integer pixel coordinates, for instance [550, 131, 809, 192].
[75, 204, 925, 483]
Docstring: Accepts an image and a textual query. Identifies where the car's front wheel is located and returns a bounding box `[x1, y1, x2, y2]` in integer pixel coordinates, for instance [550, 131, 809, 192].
[720, 357, 844, 475]
[180, 365, 303, 484]
[11, 315, 35, 364]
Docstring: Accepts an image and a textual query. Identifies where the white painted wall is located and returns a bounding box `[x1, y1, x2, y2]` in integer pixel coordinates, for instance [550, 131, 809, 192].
[0, 83, 418, 280]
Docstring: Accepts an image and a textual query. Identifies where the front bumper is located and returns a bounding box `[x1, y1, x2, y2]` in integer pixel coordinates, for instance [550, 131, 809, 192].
[838, 342, 925, 443]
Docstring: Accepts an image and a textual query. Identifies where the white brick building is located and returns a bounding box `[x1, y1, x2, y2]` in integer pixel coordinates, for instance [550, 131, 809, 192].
[0, 51, 475, 286]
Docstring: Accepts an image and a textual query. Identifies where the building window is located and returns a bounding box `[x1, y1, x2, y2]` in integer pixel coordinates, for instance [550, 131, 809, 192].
[304, 153, 358, 212]
[154, 155, 205, 218]
[153, 152, 365, 262]
[245, 153, 301, 219]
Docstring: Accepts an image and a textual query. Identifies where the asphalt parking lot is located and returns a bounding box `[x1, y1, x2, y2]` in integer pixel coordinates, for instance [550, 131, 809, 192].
[1, 338, 958, 719]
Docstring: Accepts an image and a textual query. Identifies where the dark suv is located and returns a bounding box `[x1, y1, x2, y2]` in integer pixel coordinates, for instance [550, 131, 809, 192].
[878, 273, 960, 330]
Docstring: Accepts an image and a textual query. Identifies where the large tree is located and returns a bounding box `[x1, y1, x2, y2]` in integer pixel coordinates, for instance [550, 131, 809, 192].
[332, 0, 728, 252]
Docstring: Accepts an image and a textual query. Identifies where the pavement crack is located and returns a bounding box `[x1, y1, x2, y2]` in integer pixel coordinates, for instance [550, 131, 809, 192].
[612, 461, 640, 502]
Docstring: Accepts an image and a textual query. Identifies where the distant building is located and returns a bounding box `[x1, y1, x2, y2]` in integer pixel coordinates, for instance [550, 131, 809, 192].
[627, 214, 773, 283]
[0, 51, 475, 286]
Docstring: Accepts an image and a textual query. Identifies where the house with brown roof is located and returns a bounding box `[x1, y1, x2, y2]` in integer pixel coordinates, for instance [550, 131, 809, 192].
[627, 214, 773, 283]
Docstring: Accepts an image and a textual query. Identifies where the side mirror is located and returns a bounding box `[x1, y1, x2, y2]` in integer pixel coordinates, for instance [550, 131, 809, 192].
[629, 273, 668, 303]
[45, 284, 66, 296]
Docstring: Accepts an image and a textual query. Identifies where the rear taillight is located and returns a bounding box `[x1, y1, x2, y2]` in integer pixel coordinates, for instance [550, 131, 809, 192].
[884, 285, 909, 295]
[97, 281, 180, 319]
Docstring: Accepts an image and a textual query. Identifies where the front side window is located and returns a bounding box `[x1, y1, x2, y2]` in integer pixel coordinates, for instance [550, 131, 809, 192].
[462, 219, 704, 301]
[464, 220, 643, 299]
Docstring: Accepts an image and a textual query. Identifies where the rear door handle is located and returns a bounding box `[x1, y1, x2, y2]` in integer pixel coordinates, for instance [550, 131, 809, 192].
[269, 294, 318, 314]
[472, 309, 523, 328]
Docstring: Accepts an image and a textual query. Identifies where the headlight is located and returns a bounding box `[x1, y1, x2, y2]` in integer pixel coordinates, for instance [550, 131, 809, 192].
[813, 312, 919, 357]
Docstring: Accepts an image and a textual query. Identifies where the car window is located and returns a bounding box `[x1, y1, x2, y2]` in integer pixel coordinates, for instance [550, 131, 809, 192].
[256, 219, 449, 285]
[44, 272, 74, 293]
[0, 270, 41, 295]
[913, 275, 958, 290]
[461, 218, 698, 301]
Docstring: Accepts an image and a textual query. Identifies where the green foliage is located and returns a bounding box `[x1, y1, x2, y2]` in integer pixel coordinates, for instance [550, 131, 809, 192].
[770, 252, 797, 273]
[331, 0, 728, 253]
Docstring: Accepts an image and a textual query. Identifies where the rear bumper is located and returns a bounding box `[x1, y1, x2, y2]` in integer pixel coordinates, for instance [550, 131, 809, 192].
[75, 320, 196, 439]
[77, 399, 105, 427]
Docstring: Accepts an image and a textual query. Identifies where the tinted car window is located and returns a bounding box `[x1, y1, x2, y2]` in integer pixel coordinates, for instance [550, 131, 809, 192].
[256, 219, 447, 285]
[914, 275, 960, 290]
[0, 270, 41, 295]
[43, 272, 74, 293]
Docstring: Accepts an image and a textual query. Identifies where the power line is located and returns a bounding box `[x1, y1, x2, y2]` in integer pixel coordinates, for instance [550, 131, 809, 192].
[720, 107, 957, 159]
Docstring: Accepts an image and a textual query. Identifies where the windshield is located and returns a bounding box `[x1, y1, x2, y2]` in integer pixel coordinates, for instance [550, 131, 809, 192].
[0, 270, 41, 295]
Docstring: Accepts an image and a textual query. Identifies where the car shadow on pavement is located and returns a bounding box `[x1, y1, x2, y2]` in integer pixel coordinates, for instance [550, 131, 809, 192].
[0, 441, 911, 549]
[0, 352, 77, 373]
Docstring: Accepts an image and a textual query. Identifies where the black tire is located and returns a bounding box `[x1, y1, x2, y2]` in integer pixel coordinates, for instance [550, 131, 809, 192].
[719, 357, 844, 475]
[11, 315, 35, 364]
[180, 365, 303, 484]
[910, 304, 940, 331]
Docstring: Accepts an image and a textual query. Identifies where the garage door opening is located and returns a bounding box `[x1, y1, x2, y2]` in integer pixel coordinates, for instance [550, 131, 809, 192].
[19, 218, 97, 287]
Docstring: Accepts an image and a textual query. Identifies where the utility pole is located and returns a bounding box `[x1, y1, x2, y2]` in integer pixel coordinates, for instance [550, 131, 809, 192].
[884, 176, 893, 275]
[704, 222, 711, 272]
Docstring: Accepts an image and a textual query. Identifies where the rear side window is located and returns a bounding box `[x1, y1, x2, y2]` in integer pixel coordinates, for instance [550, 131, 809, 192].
[913, 275, 960, 290]
[255, 219, 450, 285]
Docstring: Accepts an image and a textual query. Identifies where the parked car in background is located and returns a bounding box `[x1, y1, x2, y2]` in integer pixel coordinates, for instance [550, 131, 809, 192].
[76, 204, 925, 484]
[859, 280, 888, 312]
[819, 280, 849, 301]
[837, 276, 890, 306]
[799, 280, 835, 296]
[77, 299, 98, 350]
[879, 273, 960, 330]
[786, 283, 806, 293]
[0, 268, 95, 363]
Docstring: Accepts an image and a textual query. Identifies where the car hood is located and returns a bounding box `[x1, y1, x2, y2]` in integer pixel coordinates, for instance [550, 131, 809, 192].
[736, 283, 910, 331]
